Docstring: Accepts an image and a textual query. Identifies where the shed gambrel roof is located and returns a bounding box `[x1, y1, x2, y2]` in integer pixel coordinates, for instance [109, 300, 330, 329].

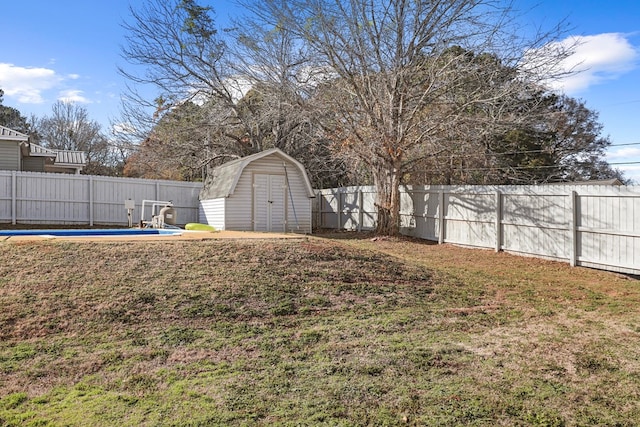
[200, 148, 315, 200]
[0, 125, 29, 142]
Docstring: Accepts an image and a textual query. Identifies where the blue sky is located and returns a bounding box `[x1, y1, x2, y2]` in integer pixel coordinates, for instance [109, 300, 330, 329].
[1, 1, 640, 182]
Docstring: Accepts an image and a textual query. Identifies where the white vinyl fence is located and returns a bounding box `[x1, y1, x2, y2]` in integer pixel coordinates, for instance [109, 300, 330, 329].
[315, 185, 640, 276]
[0, 171, 203, 226]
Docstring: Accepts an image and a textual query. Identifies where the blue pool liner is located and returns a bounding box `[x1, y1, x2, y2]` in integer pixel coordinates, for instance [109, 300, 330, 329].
[0, 229, 182, 237]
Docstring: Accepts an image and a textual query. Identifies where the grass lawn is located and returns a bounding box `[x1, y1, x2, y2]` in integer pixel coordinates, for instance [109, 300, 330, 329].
[0, 233, 639, 426]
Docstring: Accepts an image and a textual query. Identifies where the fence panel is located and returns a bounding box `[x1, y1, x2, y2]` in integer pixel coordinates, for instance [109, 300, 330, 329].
[444, 190, 496, 249]
[0, 172, 13, 221]
[576, 187, 640, 273]
[501, 191, 571, 260]
[341, 190, 361, 230]
[314, 184, 640, 275]
[0, 171, 202, 226]
[92, 176, 155, 226]
[16, 173, 90, 224]
[315, 187, 377, 231]
[400, 188, 441, 240]
[316, 188, 340, 229]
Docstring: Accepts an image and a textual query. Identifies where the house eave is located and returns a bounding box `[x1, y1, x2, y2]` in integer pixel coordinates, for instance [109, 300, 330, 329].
[0, 125, 29, 142]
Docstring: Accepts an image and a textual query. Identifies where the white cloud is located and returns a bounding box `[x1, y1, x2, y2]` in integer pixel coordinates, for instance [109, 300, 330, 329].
[617, 165, 640, 184]
[0, 63, 62, 103]
[111, 121, 136, 135]
[539, 33, 638, 94]
[58, 89, 91, 104]
[0, 63, 90, 105]
[606, 146, 640, 160]
[606, 147, 640, 184]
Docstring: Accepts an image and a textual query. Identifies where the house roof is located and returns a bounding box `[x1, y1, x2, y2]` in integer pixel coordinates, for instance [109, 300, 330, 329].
[548, 178, 624, 186]
[21, 142, 87, 168]
[200, 148, 315, 200]
[25, 142, 57, 157]
[0, 125, 28, 142]
[53, 149, 87, 167]
[569, 178, 624, 186]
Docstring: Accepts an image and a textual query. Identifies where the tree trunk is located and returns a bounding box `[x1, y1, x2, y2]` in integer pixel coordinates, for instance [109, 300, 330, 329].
[374, 163, 402, 236]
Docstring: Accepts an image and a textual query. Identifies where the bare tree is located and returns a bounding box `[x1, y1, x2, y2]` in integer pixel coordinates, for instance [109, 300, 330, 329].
[118, 0, 351, 186]
[35, 101, 116, 175]
[116, 0, 268, 169]
[116, 0, 242, 174]
[230, 17, 354, 186]
[243, 0, 573, 235]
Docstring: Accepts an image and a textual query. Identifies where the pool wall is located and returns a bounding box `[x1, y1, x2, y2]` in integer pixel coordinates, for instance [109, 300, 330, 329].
[0, 229, 182, 237]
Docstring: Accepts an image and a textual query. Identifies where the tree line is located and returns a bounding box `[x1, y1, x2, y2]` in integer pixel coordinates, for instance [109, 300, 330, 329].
[1, 0, 629, 235]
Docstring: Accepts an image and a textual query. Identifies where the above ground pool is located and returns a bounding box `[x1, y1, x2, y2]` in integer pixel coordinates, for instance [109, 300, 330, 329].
[0, 228, 182, 237]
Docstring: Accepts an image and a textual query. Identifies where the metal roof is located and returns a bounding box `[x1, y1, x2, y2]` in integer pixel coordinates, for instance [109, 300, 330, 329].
[200, 148, 315, 200]
[548, 178, 624, 186]
[26, 142, 57, 157]
[0, 125, 29, 141]
[54, 150, 87, 166]
[22, 142, 87, 168]
[569, 178, 624, 186]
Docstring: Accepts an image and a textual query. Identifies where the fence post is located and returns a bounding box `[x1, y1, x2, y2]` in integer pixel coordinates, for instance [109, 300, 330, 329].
[315, 190, 321, 229]
[358, 190, 363, 232]
[11, 171, 16, 225]
[569, 190, 578, 267]
[337, 190, 343, 230]
[438, 191, 445, 244]
[89, 175, 94, 227]
[495, 190, 502, 252]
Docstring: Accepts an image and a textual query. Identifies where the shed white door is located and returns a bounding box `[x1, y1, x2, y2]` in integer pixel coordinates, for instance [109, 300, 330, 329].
[253, 174, 286, 232]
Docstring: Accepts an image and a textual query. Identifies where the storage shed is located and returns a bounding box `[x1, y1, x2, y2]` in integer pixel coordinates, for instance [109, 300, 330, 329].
[198, 148, 315, 233]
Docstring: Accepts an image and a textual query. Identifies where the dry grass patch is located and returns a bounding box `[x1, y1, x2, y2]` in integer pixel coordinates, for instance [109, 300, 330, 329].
[0, 235, 639, 426]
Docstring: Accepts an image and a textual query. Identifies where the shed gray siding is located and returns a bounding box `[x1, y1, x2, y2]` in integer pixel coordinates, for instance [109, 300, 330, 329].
[0, 141, 20, 170]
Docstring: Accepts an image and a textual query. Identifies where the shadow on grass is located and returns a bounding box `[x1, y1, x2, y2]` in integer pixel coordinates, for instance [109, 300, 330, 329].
[313, 229, 439, 245]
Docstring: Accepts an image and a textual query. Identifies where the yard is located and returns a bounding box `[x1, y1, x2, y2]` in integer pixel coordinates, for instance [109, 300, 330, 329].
[0, 233, 639, 426]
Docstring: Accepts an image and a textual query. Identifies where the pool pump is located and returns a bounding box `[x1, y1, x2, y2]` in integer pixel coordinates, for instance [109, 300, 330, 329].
[139, 199, 178, 229]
